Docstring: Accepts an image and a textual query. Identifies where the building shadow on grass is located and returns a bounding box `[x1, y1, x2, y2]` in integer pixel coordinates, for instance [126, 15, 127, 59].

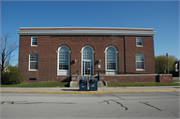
[64, 82, 70, 87]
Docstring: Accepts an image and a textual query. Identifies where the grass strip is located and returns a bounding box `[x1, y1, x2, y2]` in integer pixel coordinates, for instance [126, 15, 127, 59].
[1, 81, 69, 87]
[108, 82, 179, 87]
[173, 80, 180, 83]
[1, 80, 179, 87]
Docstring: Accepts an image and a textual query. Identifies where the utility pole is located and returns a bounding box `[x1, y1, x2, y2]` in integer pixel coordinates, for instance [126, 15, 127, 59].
[166, 53, 169, 74]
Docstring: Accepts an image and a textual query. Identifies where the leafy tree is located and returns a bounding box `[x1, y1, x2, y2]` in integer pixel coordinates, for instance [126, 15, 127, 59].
[155, 55, 178, 74]
[1, 65, 24, 84]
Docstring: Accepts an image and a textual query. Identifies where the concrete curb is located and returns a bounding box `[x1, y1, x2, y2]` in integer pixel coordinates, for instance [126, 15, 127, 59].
[0, 90, 180, 94]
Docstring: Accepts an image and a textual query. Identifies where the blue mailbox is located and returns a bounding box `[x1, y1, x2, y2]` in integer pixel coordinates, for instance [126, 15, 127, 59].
[89, 78, 98, 91]
[79, 78, 88, 91]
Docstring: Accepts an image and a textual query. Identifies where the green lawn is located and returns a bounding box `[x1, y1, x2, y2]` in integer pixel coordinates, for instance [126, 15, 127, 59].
[1, 81, 69, 87]
[1, 80, 179, 88]
[107, 80, 179, 87]
[173, 80, 180, 83]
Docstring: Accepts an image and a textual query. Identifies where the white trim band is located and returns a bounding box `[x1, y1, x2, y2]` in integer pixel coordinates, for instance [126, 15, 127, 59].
[19, 27, 154, 30]
[17, 30, 156, 36]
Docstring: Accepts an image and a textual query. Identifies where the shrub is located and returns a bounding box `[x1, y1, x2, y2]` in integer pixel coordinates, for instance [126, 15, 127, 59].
[1, 66, 24, 84]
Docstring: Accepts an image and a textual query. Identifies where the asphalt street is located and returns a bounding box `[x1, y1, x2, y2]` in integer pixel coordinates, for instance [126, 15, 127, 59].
[173, 77, 180, 81]
[1, 92, 179, 119]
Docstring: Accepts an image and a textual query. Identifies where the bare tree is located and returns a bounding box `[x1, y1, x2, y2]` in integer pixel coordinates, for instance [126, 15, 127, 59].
[0, 33, 18, 72]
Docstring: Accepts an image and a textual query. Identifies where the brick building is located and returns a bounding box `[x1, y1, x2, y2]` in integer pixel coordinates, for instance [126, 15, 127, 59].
[17, 27, 172, 84]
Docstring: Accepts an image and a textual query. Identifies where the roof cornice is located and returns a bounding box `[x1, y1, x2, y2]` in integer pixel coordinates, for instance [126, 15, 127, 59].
[19, 27, 154, 30]
[17, 30, 156, 36]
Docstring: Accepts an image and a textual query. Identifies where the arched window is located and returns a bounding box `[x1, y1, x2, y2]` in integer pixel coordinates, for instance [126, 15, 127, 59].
[57, 46, 69, 75]
[83, 47, 93, 60]
[105, 46, 117, 75]
[82, 46, 93, 75]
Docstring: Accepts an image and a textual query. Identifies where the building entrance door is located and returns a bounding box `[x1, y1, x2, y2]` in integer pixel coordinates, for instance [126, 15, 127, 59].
[83, 61, 91, 76]
[82, 46, 93, 76]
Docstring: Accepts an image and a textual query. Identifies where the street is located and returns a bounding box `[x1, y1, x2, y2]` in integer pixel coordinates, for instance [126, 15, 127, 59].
[173, 77, 180, 81]
[1, 92, 179, 119]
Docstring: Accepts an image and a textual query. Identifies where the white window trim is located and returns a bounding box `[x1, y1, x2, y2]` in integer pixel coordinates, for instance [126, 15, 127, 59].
[105, 46, 117, 75]
[29, 54, 38, 71]
[136, 54, 145, 71]
[136, 37, 143, 47]
[31, 37, 38, 46]
[57, 46, 70, 76]
[81, 46, 94, 76]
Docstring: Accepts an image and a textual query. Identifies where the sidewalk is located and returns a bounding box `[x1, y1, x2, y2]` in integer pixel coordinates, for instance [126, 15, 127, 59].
[0, 86, 180, 94]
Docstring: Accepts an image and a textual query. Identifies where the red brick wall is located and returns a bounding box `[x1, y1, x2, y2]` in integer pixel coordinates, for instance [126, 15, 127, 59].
[159, 74, 172, 83]
[18, 34, 155, 83]
[99, 74, 158, 83]
[125, 36, 155, 74]
[19, 36, 51, 82]
[99, 74, 172, 83]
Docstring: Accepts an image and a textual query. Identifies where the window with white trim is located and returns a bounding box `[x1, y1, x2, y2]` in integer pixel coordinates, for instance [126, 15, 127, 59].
[31, 37, 38, 46]
[83, 47, 93, 60]
[136, 54, 145, 70]
[105, 46, 117, 75]
[82, 46, 94, 75]
[29, 54, 38, 70]
[136, 37, 143, 47]
[58, 46, 69, 75]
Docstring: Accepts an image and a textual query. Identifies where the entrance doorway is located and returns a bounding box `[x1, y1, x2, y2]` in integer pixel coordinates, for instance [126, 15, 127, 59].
[83, 61, 91, 75]
[82, 46, 94, 76]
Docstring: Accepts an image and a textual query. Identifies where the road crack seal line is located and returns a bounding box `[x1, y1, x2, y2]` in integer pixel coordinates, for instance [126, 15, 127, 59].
[172, 111, 179, 117]
[0, 101, 27, 105]
[0, 101, 75, 105]
[99, 100, 110, 104]
[99, 99, 128, 110]
[139, 101, 162, 111]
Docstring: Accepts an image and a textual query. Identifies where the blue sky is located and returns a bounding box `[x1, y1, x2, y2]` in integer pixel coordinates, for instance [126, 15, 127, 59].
[1, 1, 179, 66]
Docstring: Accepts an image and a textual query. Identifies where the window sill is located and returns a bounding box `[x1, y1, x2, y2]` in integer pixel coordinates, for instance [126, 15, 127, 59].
[136, 69, 145, 71]
[136, 45, 143, 47]
[31, 45, 38, 47]
[29, 70, 38, 71]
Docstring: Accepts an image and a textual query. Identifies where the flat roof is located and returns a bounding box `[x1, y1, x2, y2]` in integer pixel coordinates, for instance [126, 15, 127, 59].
[19, 27, 154, 30]
[17, 27, 156, 36]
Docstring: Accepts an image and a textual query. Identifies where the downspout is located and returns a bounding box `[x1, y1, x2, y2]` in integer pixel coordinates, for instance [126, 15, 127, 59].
[124, 36, 126, 74]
